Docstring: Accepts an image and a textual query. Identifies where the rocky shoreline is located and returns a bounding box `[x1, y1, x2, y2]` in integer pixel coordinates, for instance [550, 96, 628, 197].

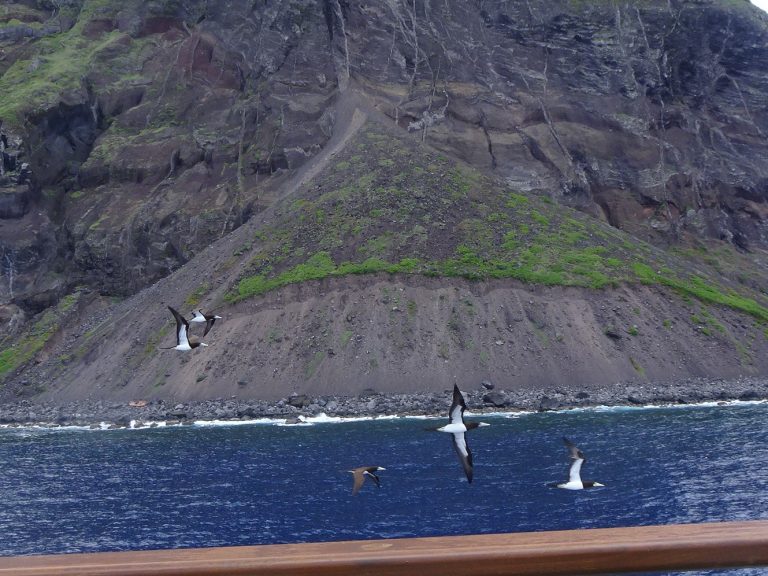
[1, 376, 767, 428]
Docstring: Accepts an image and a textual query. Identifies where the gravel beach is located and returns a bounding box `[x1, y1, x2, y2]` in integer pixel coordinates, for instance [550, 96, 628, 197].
[1, 376, 767, 428]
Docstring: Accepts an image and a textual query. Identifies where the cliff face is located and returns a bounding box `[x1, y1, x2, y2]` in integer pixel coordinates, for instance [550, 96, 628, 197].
[1, 0, 767, 309]
[1, 0, 768, 400]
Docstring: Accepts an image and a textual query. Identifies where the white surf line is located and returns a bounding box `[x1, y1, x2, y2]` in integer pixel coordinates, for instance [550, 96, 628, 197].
[2, 399, 767, 432]
[494, 398, 768, 418]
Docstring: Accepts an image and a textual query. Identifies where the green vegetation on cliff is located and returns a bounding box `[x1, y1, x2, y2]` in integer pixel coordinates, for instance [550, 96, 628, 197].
[0, 291, 84, 382]
[223, 124, 768, 324]
[0, 0, 148, 127]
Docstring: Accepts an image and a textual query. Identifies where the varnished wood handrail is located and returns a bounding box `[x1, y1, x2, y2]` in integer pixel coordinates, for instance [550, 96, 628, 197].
[1, 520, 768, 576]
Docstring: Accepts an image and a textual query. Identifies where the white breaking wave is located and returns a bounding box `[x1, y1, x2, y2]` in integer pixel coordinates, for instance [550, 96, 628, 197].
[497, 398, 768, 419]
[1, 399, 765, 432]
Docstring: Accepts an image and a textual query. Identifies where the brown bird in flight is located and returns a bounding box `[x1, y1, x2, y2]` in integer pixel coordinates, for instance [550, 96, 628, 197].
[348, 466, 386, 495]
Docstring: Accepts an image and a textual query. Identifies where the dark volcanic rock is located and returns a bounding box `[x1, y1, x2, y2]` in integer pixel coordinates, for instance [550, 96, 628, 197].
[538, 396, 563, 412]
[0, 186, 29, 219]
[287, 394, 311, 408]
[482, 391, 508, 407]
[738, 390, 760, 401]
[604, 328, 623, 340]
[0, 0, 766, 309]
[0, 376, 765, 427]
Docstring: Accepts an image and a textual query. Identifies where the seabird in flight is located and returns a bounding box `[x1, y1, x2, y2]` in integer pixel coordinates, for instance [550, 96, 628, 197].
[348, 466, 386, 495]
[554, 437, 605, 490]
[190, 309, 222, 337]
[163, 306, 209, 351]
[431, 384, 489, 483]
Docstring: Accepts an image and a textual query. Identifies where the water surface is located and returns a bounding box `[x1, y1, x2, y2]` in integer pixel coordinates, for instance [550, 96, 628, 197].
[1, 402, 767, 574]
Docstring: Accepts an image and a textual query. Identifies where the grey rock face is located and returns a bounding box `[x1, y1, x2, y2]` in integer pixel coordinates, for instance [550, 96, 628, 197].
[342, 1, 768, 249]
[1, 0, 767, 318]
[0, 187, 29, 219]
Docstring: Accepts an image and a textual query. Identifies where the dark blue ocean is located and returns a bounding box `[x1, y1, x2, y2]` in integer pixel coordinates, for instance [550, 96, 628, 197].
[1, 402, 767, 574]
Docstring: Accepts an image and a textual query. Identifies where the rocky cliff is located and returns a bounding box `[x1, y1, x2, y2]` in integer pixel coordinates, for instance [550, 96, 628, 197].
[1, 0, 767, 403]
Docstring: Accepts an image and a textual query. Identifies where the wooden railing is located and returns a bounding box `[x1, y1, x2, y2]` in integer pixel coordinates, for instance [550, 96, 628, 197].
[1, 520, 767, 576]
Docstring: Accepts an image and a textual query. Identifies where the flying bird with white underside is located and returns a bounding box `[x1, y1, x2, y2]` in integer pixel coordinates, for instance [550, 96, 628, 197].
[162, 306, 209, 351]
[190, 309, 222, 337]
[553, 437, 605, 490]
[429, 384, 489, 484]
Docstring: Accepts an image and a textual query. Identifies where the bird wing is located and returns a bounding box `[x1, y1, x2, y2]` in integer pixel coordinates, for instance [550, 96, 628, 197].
[448, 384, 466, 425]
[563, 437, 584, 460]
[568, 456, 584, 484]
[451, 432, 474, 483]
[203, 317, 217, 337]
[351, 469, 365, 495]
[191, 310, 205, 322]
[168, 306, 190, 348]
[364, 470, 381, 488]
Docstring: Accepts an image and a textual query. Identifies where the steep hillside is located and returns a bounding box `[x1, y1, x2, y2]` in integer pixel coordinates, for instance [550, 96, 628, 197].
[1, 0, 768, 402]
[4, 96, 768, 403]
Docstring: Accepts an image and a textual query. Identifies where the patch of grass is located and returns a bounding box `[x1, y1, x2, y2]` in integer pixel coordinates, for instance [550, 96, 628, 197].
[305, 350, 326, 378]
[337, 257, 391, 275]
[506, 192, 529, 208]
[263, 328, 280, 344]
[0, 291, 83, 379]
[215, 123, 768, 330]
[530, 210, 550, 226]
[339, 330, 353, 348]
[699, 308, 726, 334]
[486, 212, 507, 223]
[58, 292, 80, 313]
[359, 234, 393, 258]
[185, 282, 210, 307]
[633, 263, 768, 322]
[142, 324, 171, 358]
[0, 0, 147, 127]
[232, 251, 335, 300]
[89, 216, 106, 230]
[629, 356, 645, 375]
[734, 339, 753, 366]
